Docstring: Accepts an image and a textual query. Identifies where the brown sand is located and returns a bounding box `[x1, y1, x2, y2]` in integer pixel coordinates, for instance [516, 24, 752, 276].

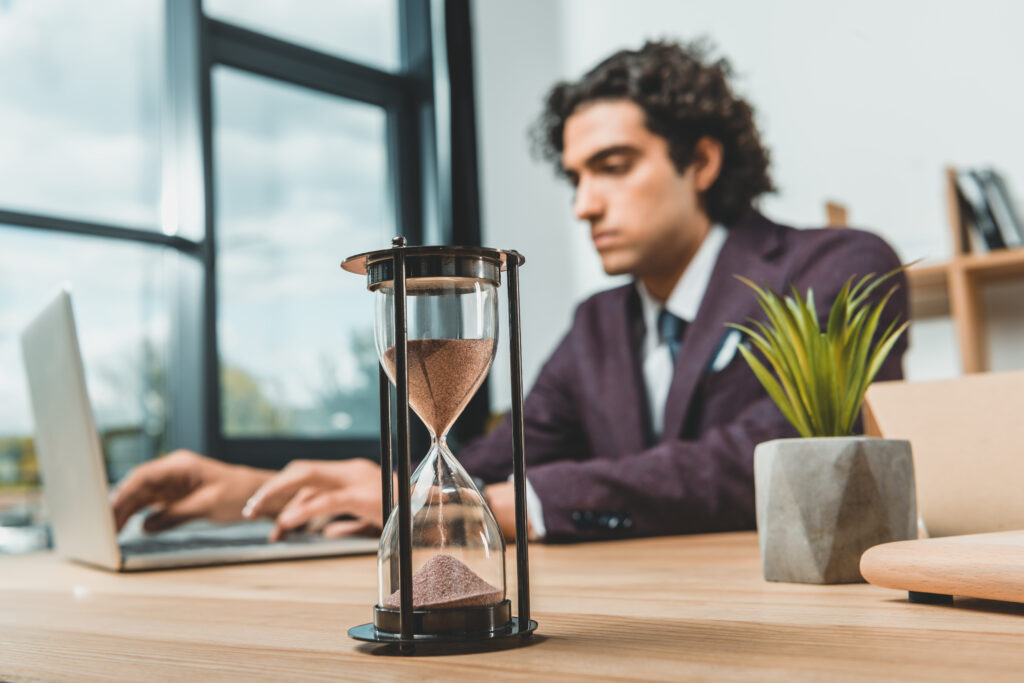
[384, 338, 494, 436]
[383, 553, 503, 609]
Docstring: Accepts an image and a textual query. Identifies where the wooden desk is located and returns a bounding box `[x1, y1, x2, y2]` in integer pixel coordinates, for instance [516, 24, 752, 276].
[4, 532, 1024, 681]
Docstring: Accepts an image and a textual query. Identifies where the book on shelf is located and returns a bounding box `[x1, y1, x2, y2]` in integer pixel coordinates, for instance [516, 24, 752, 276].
[978, 169, 1024, 249]
[955, 169, 1005, 252]
[953, 166, 1024, 253]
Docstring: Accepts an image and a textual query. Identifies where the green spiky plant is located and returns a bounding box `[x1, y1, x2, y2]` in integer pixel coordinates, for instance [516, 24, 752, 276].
[727, 270, 909, 439]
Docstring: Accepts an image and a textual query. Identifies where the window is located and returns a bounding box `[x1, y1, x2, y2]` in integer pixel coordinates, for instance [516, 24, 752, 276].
[0, 0, 482, 503]
[213, 68, 393, 438]
[0, 0, 166, 504]
[0, 0, 163, 229]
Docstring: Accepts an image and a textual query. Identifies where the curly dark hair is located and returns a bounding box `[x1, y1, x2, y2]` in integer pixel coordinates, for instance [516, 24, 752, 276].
[535, 39, 775, 226]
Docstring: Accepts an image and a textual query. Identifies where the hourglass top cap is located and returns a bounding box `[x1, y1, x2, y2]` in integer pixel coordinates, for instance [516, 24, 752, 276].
[341, 243, 525, 291]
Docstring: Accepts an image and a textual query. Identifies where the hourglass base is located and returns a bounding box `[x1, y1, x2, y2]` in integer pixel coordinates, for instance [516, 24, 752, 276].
[349, 600, 538, 645]
[373, 600, 510, 635]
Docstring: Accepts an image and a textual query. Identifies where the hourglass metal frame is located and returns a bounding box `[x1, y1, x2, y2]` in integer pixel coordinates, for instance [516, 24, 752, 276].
[342, 237, 537, 652]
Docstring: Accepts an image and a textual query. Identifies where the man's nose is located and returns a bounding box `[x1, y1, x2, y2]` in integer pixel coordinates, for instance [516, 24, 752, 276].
[573, 178, 604, 222]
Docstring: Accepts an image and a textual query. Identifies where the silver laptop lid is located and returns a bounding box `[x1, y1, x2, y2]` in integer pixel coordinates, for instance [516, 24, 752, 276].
[865, 371, 1024, 538]
[20, 289, 121, 569]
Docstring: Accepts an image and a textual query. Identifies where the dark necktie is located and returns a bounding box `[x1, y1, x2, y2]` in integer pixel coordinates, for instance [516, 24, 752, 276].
[658, 309, 688, 364]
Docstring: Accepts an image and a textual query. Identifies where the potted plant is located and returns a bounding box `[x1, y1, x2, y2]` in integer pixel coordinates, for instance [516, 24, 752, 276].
[729, 271, 916, 584]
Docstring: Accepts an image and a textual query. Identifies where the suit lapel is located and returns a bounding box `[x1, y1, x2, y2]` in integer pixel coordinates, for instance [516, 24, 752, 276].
[601, 286, 652, 455]
[660, 212, 785, 441]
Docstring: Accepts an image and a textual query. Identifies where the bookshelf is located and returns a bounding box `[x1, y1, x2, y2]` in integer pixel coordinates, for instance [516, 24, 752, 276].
[905, 167, 1024, 373]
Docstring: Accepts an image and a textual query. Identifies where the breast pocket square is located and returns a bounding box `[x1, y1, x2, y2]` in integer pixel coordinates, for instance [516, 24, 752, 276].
[708, 328, 745, 374]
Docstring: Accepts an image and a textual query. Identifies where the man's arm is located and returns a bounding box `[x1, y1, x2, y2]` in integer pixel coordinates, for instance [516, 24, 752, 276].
[526, 393, 777, 539]
[455, 312, 596, 540]
[457, 318, 591, 483]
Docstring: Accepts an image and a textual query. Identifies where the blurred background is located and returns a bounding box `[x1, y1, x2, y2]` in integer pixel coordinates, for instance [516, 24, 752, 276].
[3, 0, 1024, 544]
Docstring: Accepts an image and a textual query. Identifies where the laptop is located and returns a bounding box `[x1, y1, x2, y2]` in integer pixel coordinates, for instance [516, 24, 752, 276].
[863, 371, 1024, 538]
[20, 289, 379, 571]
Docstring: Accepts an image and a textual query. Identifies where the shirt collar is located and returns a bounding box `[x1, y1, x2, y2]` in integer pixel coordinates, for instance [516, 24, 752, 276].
[635, 223, 729, 342]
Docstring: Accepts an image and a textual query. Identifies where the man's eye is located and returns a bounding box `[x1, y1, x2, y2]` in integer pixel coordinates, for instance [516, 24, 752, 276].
[601, 162, 630, 175]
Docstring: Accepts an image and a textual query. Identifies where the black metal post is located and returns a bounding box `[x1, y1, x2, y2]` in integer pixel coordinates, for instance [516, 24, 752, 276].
[506, 252, 531, 635]
[379, 365, 393, 526]
[392, 237, 415, 653]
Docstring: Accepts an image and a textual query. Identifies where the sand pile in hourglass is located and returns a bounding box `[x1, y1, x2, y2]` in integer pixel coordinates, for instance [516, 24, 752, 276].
[383, 338, 502, 610]
[383, 338, 494, 437]
[383, 554, 503, 609]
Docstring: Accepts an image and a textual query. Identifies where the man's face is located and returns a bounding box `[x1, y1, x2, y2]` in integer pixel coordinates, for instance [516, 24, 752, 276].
[561, 99, 709, 279]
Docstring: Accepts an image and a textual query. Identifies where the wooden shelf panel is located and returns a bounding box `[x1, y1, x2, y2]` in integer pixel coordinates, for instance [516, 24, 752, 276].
[906, 246, 1024, 297]
[907, 262, 950, 295]
[961, 247, 1024, 281]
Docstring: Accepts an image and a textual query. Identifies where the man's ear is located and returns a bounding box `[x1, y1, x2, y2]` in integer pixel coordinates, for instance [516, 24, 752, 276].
[692, 137, 724, 192]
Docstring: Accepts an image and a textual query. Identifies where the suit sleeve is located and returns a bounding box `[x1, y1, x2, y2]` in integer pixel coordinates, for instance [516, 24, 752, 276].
[457, 317, 591, 484]
[526, 231, 910, 541]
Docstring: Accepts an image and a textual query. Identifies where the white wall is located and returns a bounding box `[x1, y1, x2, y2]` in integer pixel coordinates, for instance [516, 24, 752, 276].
[471, 0, 579, 410]
[473, 0, 1024, 409]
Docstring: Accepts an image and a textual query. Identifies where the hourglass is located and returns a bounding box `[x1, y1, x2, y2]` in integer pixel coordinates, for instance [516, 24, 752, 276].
[342, 238, 537, 651]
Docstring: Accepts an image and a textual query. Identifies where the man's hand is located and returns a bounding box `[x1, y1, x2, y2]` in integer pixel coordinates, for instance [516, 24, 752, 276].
[242, 458, 388, 541]
[483, 481, 536, 541]
[111, 450, 272, 533]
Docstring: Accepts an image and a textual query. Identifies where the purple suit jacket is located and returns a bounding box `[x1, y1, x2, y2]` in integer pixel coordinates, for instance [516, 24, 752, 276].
[458, 211, 909, 541]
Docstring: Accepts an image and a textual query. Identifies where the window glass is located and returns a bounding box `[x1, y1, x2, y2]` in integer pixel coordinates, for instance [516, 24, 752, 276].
[0, 0, 162, 228]
[205, 0, 400, 72]
[0, 226, 172, 495]
[213, 67, 393, 438]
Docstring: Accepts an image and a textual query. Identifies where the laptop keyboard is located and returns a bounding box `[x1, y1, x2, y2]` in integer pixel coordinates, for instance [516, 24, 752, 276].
[117, 518, 338, 557]
[120, 535, 273, 556]
[120, 533, 333, 556]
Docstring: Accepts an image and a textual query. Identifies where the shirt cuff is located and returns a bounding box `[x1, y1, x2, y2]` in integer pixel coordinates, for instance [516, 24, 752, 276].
[506, 474, 546, 540]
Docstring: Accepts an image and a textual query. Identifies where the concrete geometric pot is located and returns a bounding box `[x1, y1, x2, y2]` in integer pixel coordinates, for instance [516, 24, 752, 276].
[754, 436, 916, 584]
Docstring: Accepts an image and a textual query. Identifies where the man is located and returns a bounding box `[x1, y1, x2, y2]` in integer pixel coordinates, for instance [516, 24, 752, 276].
[112, 40, 908, 542]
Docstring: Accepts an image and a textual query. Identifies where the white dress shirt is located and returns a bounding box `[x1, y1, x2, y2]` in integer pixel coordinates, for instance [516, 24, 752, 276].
[635, 223, 728, 436]
[519, 223, 729, 539]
